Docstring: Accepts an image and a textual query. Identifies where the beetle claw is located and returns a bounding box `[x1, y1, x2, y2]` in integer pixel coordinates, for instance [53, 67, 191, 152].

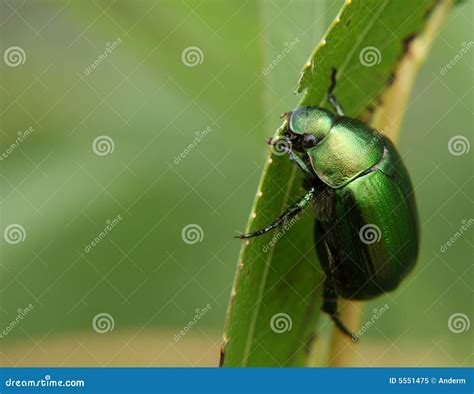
[266, 137, 276, 146]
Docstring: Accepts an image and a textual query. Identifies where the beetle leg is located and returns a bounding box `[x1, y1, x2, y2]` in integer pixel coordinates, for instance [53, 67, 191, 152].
[286, 149, 314, 177]
[322, 272, 358, 341]
[235, 188, 316, 239]
[266, 138, 313, 177]
[327, 93, 345, 116]
[327, 68, 345, 116]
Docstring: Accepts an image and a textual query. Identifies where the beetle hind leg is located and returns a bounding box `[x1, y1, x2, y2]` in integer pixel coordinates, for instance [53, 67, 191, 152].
[322, 274, 358, 341]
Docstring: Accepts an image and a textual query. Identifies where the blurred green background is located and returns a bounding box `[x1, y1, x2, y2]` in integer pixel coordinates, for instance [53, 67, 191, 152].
[0, 0, 472, 366]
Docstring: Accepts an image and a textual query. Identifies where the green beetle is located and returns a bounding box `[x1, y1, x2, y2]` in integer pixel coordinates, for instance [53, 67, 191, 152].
[237, 89, 419, 340]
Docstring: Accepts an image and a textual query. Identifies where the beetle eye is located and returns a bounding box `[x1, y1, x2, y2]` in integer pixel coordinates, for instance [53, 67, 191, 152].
[303, 134, 318, 148]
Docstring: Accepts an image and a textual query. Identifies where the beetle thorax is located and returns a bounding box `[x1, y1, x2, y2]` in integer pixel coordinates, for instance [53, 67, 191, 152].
[307, 117, 385, 188]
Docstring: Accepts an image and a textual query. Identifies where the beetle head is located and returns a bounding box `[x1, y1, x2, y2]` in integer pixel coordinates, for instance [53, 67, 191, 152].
[284, 106, 335, 151]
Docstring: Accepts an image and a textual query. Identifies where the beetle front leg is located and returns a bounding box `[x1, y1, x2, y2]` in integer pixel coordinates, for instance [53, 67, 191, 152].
[327, 69, 345, 116]
[322, 274, 358, 341]
[327, 93, 345, 116]
[236, 188, 316, 239]
[266, 137, 313, 177]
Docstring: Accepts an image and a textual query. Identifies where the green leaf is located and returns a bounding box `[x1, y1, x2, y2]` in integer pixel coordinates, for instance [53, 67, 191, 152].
[222, 0, 440, 367]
